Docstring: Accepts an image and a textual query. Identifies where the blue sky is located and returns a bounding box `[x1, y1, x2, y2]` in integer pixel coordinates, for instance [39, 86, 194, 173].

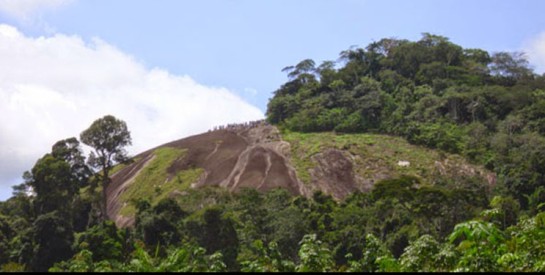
[0, 0, 544, 200]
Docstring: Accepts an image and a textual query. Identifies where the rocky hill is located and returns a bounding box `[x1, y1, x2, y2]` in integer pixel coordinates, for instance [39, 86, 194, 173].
[107, 121, 495, 227]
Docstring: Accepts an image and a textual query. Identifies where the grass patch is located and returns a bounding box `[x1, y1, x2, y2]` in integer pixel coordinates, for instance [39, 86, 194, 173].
[281, 130, 451, 185]
[118, 147, 203, 216]
[79, 157, 142, 200]
[281, 131, 330, 184]
[282, 131, 376, 184]
[110, 157, 141, 176]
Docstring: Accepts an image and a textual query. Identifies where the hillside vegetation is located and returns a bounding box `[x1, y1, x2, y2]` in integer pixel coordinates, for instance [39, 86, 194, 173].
[1, 33, 545, 272]
[268, 33, 545, 209]
[283, 131, 492, 191]
[116, 147, 203, 216]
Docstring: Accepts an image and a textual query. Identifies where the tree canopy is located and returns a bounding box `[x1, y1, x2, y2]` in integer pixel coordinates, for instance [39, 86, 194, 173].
[80, 115, 132, 221]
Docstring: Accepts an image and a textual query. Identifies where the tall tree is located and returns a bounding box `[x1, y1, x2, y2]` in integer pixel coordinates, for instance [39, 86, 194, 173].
[489, 51, 532, 83]
[26, 155, 75, 215]
[24, 138, 89, 216]
[80, 115, 132, 221]
[51, 138, 92, 187]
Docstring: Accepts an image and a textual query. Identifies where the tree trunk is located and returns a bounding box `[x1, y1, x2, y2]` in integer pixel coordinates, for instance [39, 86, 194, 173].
[101, 171, 110, 221]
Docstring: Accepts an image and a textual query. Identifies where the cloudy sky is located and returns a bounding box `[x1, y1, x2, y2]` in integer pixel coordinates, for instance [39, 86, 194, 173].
[0, 0, 544, 200]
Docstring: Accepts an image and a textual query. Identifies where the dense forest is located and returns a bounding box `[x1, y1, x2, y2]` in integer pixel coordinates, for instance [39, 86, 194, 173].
[268, 33, 545, 208]
[2, 33, 545, 272]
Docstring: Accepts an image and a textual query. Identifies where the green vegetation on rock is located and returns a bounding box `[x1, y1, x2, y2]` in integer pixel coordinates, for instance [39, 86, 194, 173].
[109, 158, 139, 176]
[118, 147, 203, 216]
[282, 130, 487, 187]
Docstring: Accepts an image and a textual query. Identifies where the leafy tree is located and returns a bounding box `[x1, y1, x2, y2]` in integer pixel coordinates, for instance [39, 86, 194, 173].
[30, 211, 74, 272]
[448, 220, 505, 272]
[489, 51, 532, 83]
[80, 115, 132, 221]
[316, 60, 337, 86]
[326, 202, 368, 265]
[264, 202, 308, 262]
[50, 138, 93, 230]
[481, 195, 520, 230]
[230, 188, 268, 259]
[74, 221, 129, 262]
[406, 121, 466, 153]
[526, 186, 545, 215]
[282, 59, 317, 81]
[24, 138, 89, 217]
[51, 138, 92, 187]
[347, 233, 399, 272]
[338, 46, 369, 85]
[240, 240, 295, 272]
[296, 234, 335, 272]
[186, 206, 239, 270]
[49, 248, 119, 272]
[135, 198, 186, 248]
[0, 215, 13, 265]
[399, 234, 440, 272]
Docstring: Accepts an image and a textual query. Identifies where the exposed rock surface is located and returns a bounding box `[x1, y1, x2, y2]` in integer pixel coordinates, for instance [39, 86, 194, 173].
[107, 123, 495, 227]
[108, 124, 309, 227]
[308, 149, 358, 199]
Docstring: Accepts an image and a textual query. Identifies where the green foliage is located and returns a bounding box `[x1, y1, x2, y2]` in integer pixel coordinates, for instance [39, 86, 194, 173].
[399, 234, 440, 272]
[51, 242, 227, 272]
[448, 220, 505, 272]
[268, 33, 545, 217]
[371, 175, 418, 202]
[80, 115, 132, 168]
[31, 211, 74, 272]
[80, 115, 132, 221]
[5, 178, 545, 272]
[118, 147, 203, 216]
[185, 206, 239, 270]
[26, 151, 86, 216]
[240, 240, 295, 272]
[347, 233, 399, 272]
[134, 198, 187, 248]
[74, 221, 129, 262]
[296, 234, 335, 272]
[1, 262, 26, 272]
[407, 121, 466, 153]
[126, 242, 227, 272]
[0, 215, 13, 265]
[481, 195, 520, 230]
[281, 130, 485, 192]
[49, 249, 116, 272]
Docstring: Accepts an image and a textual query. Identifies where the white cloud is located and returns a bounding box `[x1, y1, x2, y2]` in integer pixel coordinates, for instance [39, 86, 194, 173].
[0, 24, 264, 200]
[524, 31, 545, 74]
[0, 0, 72, 20]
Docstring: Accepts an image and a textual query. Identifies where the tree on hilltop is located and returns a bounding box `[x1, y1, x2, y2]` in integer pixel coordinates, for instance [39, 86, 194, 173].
[80, 115, 132, 221]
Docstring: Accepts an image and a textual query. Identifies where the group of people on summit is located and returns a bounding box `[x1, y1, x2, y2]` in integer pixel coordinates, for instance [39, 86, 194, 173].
[210, 119, 267, 132]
